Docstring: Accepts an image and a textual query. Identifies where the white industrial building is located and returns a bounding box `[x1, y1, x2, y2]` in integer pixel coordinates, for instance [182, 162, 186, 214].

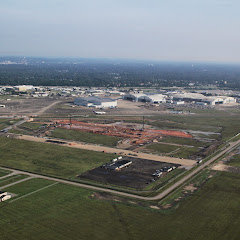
[201, 96, 236, 105]
[123, 93, 166, 103]
[74, 97, 117, 108]
[123, 93, 146, 102]
[138, 94, 166, 104]
[171, 92, 236, 106]
[14, 85, 33, 92]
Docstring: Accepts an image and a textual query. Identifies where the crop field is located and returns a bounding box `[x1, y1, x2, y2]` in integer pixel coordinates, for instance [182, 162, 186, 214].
[0, 172, 239, 240]
[0, 137, 116, 179]
[50, 128, 122, 147]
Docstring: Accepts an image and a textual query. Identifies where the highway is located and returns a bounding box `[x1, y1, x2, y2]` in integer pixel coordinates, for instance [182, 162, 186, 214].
[1, 139, 239, 201]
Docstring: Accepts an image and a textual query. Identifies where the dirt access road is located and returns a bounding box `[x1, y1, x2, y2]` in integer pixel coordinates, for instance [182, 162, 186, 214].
[16, 134, 196, 167]
[1, 139, 239, 201]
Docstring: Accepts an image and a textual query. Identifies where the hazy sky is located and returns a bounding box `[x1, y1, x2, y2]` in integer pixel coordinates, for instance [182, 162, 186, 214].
[1, 0, 240, 62]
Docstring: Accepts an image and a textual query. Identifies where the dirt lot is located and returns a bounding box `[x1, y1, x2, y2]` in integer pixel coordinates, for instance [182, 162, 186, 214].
[44, 99, 167, 117]
[79, 157, 180, 190]
[0, 97, 61, 116]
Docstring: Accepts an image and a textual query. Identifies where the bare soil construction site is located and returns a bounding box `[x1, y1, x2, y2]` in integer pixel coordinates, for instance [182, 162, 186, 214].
[79, 157, 181, 190]
[56, 120, 192, 145]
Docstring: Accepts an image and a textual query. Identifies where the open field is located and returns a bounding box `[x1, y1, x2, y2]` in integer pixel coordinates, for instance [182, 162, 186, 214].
[0, 97, 62, 116]
[50, 128, 122, 147]
[0, 118, 22, 130]
[16, 134, 196, 166]
[159, 136, 208, 147]
[146, 143, 181, 154]
[0, 169, 11, 177]
[0, 174, 29, 187]
[0, 136, 115, 179]
[9, 122, 46, 135]
[4, 178, 55, 199]
[0, 172, 240, 240]
[228, 154, 240, 167]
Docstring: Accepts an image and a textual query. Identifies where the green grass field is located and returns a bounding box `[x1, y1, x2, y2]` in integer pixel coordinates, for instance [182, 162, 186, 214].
[0, 118, 22, 130]
[145, 143, 180, 154]
[0, 172, 240, 240]
[160, 136, 208, 147]
[145, 142, 200, 159]
[228, 154, 240, 167]
[0, 169, 11, 177]
[9, 122, 46, 135]
[0, 174, 28, 187]
[172, 146, 200, 159]
[50, 128, 122, 147]
[20, 122, 45, 130]
[0, 137, 115, 179]
[151, 112, 240, 141]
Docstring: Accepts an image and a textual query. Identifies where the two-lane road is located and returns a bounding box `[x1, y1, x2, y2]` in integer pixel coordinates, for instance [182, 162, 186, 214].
[0, 139, 239, 201]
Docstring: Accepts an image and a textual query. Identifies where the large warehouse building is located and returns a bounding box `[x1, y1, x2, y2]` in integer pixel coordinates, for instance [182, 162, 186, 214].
[171, 93, 236, 105]
[123, 93, 166, 103]
[74, 97, 117, 108]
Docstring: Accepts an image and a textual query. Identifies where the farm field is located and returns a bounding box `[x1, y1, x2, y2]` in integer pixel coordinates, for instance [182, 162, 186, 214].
[0, 137, 115, 179]
[50, 128, 122, 147]
[0, 172, 240, 240]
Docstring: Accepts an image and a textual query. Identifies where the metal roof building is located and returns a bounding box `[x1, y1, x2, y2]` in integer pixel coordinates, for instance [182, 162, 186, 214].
[138, 94, 166, 104]
[74, 97, 117, 108]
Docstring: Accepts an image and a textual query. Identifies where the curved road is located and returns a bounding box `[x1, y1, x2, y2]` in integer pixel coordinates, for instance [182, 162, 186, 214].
[1, 139, 239, 201]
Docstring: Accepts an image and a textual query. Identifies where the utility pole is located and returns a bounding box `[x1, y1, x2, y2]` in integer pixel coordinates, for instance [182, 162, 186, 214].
[69, 114, 72, 129]
[142, 116, 145, 131]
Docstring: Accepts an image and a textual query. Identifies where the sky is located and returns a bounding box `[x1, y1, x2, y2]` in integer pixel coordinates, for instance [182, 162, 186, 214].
[0, 0, 240, 63]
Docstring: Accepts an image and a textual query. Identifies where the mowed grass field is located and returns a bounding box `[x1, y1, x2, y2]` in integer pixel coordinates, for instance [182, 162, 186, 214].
[0, 169, 11, 177]
[50, 128, 122, 147]
[0, 137, 115, 179]
[0, 172, 240, 240]
[146, 143, 180, 154]
[145, 142, 200, 158]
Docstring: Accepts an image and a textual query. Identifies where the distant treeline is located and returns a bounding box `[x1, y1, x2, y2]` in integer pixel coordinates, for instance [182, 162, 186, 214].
[0, 57, 240, 89]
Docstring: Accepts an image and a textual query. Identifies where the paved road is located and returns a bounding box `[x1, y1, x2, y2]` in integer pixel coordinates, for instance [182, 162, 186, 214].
[0, 177, 33, 190]
[1, 100, 60, 133]
[0, 172, 16, 180]
[35, 101, 60, 116]
[17, 134, 196, 167]
[0, 139, 239, 201]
